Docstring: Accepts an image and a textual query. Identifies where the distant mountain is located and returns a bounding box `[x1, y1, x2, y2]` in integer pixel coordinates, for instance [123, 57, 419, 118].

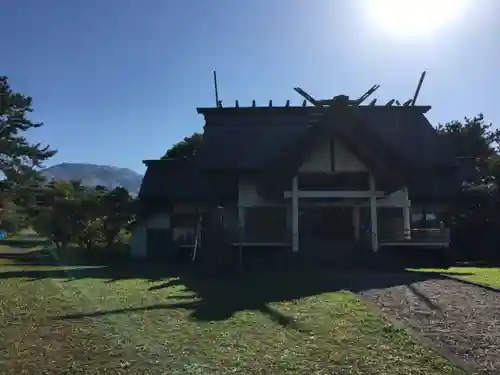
[40, 163, 143, 194]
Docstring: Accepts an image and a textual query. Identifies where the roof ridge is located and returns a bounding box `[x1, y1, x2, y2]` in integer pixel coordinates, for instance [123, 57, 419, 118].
[197, 105, 432, 115]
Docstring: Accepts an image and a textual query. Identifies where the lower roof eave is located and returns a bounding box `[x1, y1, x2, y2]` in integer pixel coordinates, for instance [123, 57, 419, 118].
[139, 196, 237, 208]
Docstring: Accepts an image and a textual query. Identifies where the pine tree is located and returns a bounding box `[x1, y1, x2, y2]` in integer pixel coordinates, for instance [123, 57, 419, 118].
[0, 76, 56, 196]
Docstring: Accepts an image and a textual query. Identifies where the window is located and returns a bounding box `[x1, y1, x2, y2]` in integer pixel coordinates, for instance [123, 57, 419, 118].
[411, 206, 438, 229]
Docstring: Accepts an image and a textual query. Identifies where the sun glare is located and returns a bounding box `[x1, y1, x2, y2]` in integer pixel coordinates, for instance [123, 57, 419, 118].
[366, 0, 468, 38]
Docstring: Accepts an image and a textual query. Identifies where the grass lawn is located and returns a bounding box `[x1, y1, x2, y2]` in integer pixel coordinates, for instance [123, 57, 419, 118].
[0, 246, 467, 375]
[411, 266, 500, 288]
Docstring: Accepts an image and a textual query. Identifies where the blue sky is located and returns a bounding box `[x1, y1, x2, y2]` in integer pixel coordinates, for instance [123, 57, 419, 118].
[1, 0, 498, 173]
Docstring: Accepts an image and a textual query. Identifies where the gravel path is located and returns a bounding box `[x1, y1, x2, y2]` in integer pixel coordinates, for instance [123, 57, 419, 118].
[359, 276, 500, 375]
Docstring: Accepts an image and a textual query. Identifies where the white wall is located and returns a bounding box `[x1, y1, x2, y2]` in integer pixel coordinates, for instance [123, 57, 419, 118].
[145, 214, 171, 228]
[239, 137, 370, 206]
[240, 173, 409, 210]
[129, 214, 171, 258]
[372, 189, 409, 208]
[334, 140, 367, 172]
[299, 138, 366, 173]
[299, 138, 330, 172]
[238, 178, 280, 207]
[129, 227, 147, 258]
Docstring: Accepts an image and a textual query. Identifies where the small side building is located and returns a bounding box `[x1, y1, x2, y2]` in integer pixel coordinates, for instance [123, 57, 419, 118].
[130, 158, 237, 258]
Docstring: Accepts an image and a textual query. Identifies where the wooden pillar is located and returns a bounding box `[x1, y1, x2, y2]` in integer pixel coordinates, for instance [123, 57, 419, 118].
[292, 176, 299, 252]
[369, 174, 379, 252]
[402, 187, 411, 240]
[238, 205, 245, 242]
[352, 205, 361, 241]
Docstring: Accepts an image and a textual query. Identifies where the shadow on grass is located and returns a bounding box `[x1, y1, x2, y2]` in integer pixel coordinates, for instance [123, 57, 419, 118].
[36, 266, 472, 327]
[0, 246, 475, 328]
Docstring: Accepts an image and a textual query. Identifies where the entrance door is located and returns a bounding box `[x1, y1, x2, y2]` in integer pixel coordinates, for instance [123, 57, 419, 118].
[300, 206, 354, 240]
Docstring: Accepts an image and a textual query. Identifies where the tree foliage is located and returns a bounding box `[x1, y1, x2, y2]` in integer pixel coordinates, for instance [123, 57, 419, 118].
[0, 76, 56, 187]
[0, 76, 134, 253]
[32, 181, 136, 252]
[162, 132, 203, 160]
[0, 198, 22, 233]
[438, 114, 500, 262]
[100, 186, 136, 249]
[437, 114, 500, 183]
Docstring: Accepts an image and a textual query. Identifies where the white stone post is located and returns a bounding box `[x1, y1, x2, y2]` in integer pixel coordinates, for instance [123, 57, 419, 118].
[402, 187, 411, 240]
[352, 205, 361, 241]
[369, 174, 379, 252]
[238, 205, 245, 243]
[292, 176, 299, 252]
